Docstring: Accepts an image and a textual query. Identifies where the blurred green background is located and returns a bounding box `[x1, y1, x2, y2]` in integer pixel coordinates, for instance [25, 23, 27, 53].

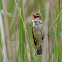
[0, 0, 62, 62]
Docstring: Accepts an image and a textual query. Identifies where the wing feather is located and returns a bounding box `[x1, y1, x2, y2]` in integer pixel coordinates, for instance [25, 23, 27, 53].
[32, 27, 37, 46]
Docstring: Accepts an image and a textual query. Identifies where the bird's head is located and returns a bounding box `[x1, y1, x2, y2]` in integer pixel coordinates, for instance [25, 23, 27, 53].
[32, 12, 42, 26]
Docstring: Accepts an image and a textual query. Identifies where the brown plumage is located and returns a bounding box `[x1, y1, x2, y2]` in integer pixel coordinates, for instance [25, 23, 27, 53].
[32, 12, 44, 55]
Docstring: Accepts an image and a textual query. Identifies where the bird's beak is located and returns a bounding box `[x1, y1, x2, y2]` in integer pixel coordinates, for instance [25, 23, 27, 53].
[32, 14, 36, 17]
[32, 14, 35, 16]
[32, 14, 36, 22]
[32, 17, 35, 22]
[32, 18, 35, 20]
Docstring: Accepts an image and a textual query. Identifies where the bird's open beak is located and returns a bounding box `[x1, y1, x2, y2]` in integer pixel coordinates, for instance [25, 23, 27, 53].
[32, 14, 36, 17]
[32, 14, 35, 16]
[32, 14, 36, 21]
[32, 18, 35, 20]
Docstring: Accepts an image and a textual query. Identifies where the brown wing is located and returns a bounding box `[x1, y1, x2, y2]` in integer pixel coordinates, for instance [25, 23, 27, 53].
[32, 27, 37, 46]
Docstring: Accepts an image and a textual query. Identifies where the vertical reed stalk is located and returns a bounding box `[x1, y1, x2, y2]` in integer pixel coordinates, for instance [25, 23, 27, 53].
[42, 0, 50, 62]
[50, 0, 58, 46]
[2, 0, 12, 62]
[0, 13, 7, 62]
[21, 0, 31, 61]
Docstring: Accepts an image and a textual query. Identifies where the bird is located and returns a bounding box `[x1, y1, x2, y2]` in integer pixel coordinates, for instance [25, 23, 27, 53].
[32, 11, 44, 55]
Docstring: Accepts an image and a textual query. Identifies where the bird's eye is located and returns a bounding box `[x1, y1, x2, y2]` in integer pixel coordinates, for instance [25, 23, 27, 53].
[37, 15, 39, 17]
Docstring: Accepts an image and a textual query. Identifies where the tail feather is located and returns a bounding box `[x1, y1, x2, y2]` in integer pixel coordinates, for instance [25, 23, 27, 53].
[36, 45, 42, 55]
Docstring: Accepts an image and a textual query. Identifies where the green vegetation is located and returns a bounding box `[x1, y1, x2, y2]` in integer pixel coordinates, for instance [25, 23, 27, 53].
[0, 0, 62, 62]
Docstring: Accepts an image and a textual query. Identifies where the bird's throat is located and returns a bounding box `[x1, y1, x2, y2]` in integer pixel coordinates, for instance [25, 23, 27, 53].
[32, 20, 35, 26]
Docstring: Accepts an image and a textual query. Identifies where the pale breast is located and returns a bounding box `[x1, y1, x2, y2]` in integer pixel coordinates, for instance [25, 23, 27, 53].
[33, 25, 44, 42]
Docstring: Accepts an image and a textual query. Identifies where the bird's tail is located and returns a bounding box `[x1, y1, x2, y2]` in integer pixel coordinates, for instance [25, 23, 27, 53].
[36, 45, 42, 55]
